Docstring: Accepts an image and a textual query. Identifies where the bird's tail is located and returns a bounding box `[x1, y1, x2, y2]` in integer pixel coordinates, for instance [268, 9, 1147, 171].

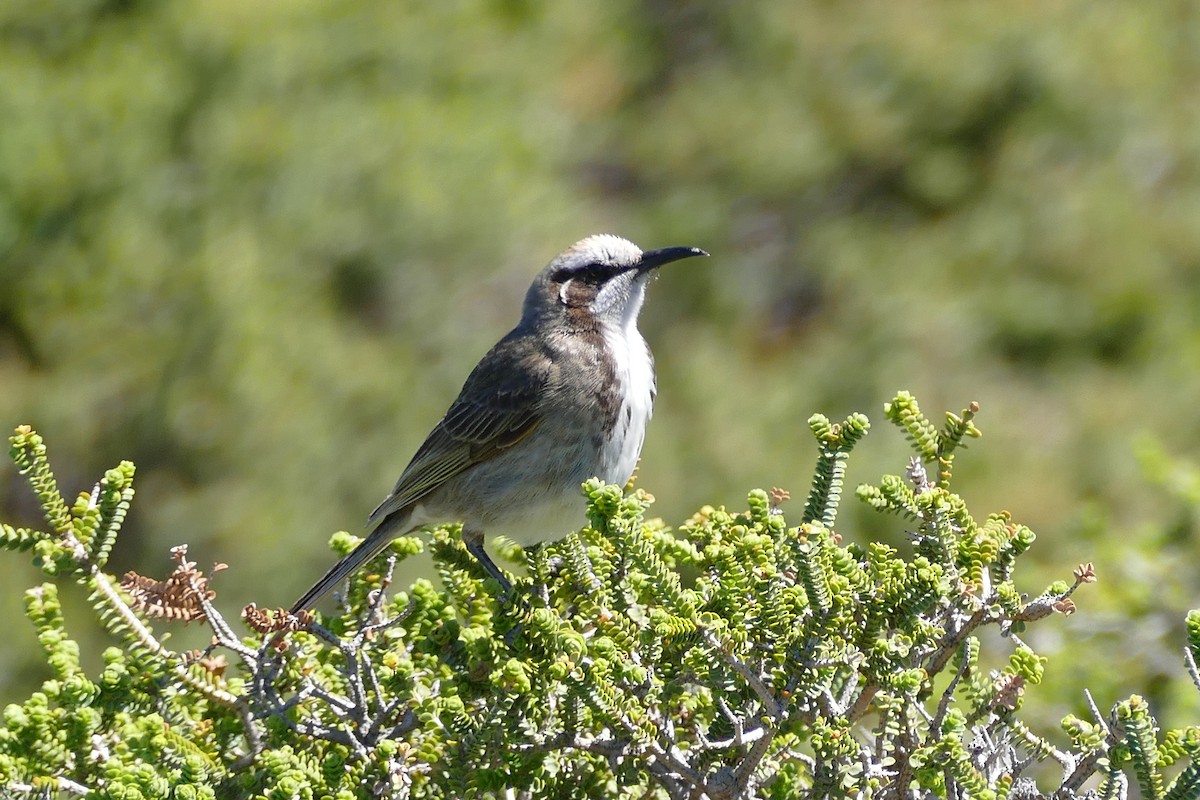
[290, 512, 414, 613]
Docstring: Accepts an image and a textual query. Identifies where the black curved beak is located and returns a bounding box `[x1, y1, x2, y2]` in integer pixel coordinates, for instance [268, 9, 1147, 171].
[637, 246, 709, 271]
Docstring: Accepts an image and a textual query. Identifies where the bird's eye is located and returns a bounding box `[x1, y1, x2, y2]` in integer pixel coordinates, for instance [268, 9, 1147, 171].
[552, 263, 608, 285]
[577, 263, 610, 284]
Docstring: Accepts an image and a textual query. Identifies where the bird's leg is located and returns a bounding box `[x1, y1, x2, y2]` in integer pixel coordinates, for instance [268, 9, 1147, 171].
[462, 528, 512, 596]
[462, 530, 532, 648]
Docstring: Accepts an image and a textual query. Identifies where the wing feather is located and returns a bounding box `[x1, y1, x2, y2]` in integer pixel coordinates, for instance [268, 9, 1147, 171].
[367, 334, 549, 526]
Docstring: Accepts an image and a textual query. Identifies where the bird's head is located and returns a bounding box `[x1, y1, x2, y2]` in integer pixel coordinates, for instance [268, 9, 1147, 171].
[524, 234, 707, 330]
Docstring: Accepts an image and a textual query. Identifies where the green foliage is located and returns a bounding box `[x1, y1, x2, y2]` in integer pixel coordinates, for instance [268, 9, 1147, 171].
[803, 412, 870, 528]
[9, 427, 73, 541]
[2, 394, 1198, 797]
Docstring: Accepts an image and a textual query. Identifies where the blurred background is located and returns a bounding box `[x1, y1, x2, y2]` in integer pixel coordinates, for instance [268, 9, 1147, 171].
[3, 0, 1199, 733]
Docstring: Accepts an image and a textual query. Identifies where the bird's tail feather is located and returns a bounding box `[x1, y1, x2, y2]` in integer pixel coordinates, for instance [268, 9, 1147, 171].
[290, 513, 414, 613]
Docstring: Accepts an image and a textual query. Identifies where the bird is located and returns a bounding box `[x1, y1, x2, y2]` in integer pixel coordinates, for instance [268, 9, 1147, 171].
[290, 234, 708, 612]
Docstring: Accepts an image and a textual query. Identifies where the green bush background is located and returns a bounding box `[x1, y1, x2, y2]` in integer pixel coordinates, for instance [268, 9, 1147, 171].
[2, 1, 1198, 731]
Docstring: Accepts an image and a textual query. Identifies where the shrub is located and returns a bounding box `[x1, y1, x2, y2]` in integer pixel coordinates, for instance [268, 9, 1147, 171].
[2, 392, 1197, 799]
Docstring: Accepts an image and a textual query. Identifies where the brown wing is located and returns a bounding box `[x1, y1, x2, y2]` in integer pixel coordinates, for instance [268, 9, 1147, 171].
[367, 333, 549, 526]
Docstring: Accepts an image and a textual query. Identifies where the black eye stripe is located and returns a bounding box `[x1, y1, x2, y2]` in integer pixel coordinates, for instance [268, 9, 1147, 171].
[553, 263, 612, 284]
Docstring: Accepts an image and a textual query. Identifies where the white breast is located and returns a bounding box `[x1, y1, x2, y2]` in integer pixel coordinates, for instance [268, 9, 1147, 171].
[599, 312, 656, 485]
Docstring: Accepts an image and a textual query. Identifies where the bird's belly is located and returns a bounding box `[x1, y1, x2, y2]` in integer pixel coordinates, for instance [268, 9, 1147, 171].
[416, 427, 608, 545]
[483, 493, 593, 545]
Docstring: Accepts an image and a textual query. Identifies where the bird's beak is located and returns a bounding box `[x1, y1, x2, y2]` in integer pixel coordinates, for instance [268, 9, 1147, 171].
[637, 246, 709, 272]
